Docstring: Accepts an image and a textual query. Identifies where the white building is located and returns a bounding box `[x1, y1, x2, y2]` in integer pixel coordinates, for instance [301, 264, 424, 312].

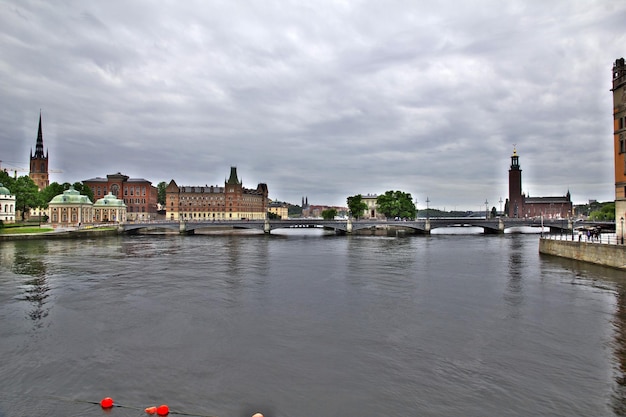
[0, 183, 16, 223]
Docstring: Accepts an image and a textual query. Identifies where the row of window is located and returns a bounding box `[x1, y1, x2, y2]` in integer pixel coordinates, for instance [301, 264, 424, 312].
[1, 204, 14, 213]
[124, 198, 147, 205]
[92, 186, 147, 197]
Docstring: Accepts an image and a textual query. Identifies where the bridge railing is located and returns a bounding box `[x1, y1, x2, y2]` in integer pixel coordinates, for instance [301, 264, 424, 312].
[543, 232, 624, 246]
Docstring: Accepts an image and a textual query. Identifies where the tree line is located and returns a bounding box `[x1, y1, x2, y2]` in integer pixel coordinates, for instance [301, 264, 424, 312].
[0, 171, 93, 221]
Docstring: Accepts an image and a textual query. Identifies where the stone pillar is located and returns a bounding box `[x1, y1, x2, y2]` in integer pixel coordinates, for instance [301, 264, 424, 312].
[264, 218, 271, 234]
[347, 218, 353, 234]
[425, 219, 431, 234]
[179, 221, 186, 233]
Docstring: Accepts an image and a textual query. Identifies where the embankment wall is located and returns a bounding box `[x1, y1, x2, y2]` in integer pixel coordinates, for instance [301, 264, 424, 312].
[539, 238, 626, 270]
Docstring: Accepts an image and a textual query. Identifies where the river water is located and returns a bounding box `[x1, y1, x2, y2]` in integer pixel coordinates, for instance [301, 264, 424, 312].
[1, 230, 625, 417]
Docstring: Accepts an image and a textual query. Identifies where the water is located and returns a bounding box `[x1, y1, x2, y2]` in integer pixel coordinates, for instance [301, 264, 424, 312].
[1, 231, 625, 417]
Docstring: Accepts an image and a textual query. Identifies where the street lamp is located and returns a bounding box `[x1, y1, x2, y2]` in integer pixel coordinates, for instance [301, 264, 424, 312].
[484, 199, 489, 219]
[426, 196, 430, 220]
[621, 217, 624, 245]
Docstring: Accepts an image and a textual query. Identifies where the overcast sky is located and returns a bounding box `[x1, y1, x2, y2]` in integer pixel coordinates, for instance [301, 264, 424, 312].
[1, 0, 624, 210]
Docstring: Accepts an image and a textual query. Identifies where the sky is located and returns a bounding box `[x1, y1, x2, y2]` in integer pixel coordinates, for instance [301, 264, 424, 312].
[1, 0, 625, 211]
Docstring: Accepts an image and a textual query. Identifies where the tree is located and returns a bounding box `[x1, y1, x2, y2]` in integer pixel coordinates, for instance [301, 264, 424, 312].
[157, 181, 167, 206]
[12, 176, 41, 220]
[376, 190, 416, 220]
[39, 182, 66, 208]
[347, 194, 368, 219]
[589, 202, 615, 221]
[321, 208, 337, 220]
[490, 206, 497, 218]
[72, 182, 94, 202]
[0, 170, 15, 190]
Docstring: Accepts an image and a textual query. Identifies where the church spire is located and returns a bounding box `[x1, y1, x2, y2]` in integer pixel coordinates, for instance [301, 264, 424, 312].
[34, 111, 45, 158]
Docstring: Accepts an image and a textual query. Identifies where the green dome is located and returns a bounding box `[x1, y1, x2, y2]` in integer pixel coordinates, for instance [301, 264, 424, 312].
[94, 192, 126, 207]
[0, 183, 11, 196]
[49, 186, 93, 205]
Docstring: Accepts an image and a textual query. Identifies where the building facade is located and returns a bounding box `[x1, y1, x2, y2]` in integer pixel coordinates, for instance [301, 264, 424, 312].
[268, 201, 289, 219]
[48, 187, 93, 226]
[29, 112, 49, 191]
[507, 148, 572, 219]
[165, 167, 268, 221]
[83, 173, 158, 221]
[612, 57, 626, 239]
[0, 183, 16, 223]
[361, 194, 385, 219]
[93, 192, 127, 223]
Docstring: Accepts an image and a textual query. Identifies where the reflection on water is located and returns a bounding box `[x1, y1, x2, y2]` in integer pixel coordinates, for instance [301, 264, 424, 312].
[0, 233, 625, 417]
[10, 242, 51, 326]
[614, 287, 626, 416]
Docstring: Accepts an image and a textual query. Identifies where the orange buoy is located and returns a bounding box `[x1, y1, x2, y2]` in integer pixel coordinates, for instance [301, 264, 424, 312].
[156, 404, 169, 416]
[145, 406, 158, 414]
[252, 414, 264, 417]
[100, 397, 114, 408]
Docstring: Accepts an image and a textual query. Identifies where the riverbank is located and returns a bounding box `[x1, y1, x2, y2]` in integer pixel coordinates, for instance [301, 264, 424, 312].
[539, 237, 626, 270]
[0, 227, 118, 241]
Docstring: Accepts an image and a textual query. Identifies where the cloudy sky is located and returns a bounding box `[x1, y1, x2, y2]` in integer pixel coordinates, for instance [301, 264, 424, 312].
[1, 0, 624, 210]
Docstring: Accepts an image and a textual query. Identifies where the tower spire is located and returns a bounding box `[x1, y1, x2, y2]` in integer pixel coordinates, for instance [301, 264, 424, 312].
[34, 111, 45, 158]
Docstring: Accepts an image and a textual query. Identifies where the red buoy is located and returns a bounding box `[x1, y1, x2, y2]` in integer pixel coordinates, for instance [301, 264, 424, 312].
[156, 404, 169, 416]
[100, 397, 114, 408]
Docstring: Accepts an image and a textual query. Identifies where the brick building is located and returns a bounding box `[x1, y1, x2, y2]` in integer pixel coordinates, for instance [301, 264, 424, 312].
[83, 172, 158, 221]
[506, 148, 572, 219]
[165, 167, 268, 221]
[612, 57, 626, 239]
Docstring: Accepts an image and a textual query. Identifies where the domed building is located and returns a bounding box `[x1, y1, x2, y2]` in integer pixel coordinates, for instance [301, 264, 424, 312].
[48, 186, 93, 226]
[93, 192, 126, 223]
[0, 183, 16, 224]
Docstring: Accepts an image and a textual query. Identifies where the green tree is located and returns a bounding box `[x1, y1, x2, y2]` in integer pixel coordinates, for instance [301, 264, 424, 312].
[490, 206, 497, 218]
[72, 182, 94, 202]
[12, 176, 41, 220]
[589, 202, 615, 221]
[321, 208, 337, 220]
[0, 170, 15, 190]
[157, 181, 167, 206]
[376, 190, 416, 220]
[39, 182, 66, 208]
[347, 194, 368, 219]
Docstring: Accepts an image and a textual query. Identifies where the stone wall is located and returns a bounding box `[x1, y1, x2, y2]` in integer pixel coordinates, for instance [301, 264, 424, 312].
[539, 238, 626, 270]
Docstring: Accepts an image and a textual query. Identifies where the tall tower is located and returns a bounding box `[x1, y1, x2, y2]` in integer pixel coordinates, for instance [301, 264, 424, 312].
[508, 147, 523, 218]
[612, 58, 626, 239]
[29, 112, 49, 190]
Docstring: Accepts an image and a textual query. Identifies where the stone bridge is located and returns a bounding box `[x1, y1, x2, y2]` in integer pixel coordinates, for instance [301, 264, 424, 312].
[119, 218, 612, 235]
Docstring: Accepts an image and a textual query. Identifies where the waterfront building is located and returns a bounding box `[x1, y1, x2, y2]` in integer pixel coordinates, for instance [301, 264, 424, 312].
[165, 167, 268, 221]
[83, 173, 158, 221]
[29, 112, 49, 191]
[507, 148, 572, 218]
[0, 183, 16, 224]
[268, 201, 289, 219]
[48, 186, 93, 226]
[93, 192, 127, 223]
[612, 57, 626, 238]
[361, 194, 385, 219]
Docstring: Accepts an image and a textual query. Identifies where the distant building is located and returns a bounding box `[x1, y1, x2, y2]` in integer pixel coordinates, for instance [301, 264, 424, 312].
[165, 167, 268, 221]
[612, 57, 626, 237]
[83, 173, 158, 221]
[0, 183, 16, 223]
[361, 194, 384, 219]
[48, 187, 93, 226]
[93, 192, 127, 223]
[29, 112, 49, 191]
[507, 148, 572, 218]
[268, 201, 289, 219]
